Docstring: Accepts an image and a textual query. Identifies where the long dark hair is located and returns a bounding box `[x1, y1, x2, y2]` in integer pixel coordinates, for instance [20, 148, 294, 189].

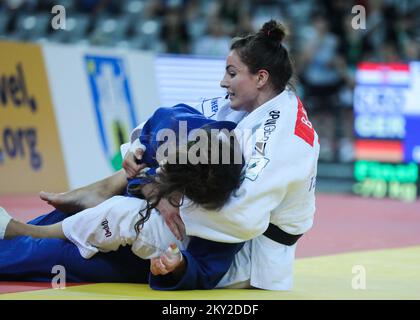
[230, 20, 294, 93]
[131, 129, 243, 234]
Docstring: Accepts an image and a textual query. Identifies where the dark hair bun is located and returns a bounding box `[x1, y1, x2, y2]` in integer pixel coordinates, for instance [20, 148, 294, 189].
[259, 20, 286, 45]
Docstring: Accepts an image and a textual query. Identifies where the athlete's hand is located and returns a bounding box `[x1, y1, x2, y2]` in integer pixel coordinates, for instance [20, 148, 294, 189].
[156, 198, 185, 241]
[122, 149, 146, 178]
[150, 244, 184, 276]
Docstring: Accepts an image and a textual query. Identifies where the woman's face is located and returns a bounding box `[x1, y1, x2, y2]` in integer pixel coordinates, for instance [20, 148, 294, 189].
[220, 50, 259, 112]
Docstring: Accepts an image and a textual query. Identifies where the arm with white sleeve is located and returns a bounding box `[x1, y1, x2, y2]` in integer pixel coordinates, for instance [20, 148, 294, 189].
[120, 121, 147, 158]
[149, 237, 244, 290]
[61, 195, 145, 259]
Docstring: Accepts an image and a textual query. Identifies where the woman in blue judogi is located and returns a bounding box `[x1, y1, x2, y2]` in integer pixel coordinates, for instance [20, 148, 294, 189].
[0, 103, 245, 290]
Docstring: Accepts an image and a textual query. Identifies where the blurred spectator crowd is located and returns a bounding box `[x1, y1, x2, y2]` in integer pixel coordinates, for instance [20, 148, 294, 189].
[1, 0, 419, 163]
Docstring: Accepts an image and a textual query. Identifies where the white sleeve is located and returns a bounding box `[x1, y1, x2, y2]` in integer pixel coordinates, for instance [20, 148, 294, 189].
[195, 97, 243, 120]
[120, 121, 147, 159]
[61, 196, 145, 258]
[129, 121, 146, 142]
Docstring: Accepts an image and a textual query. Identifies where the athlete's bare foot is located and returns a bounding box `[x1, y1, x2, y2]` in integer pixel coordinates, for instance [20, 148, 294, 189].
[39, 170, 128, 214]
[39, 190, 105, 214]
[40, 191, 83, 214]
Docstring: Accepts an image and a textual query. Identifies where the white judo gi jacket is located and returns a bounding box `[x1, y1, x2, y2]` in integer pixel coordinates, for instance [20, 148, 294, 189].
[62, 89, 319, 290]
[187, 90, 320, 290]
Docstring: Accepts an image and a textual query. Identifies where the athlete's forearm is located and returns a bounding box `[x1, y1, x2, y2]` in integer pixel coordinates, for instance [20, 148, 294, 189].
[86, 169, 128, 199]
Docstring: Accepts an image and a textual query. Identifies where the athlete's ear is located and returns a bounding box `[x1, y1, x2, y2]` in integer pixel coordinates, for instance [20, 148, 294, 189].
[256, 69, 270, 89]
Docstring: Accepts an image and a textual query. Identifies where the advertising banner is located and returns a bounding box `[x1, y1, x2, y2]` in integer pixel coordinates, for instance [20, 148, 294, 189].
[353, 62, 420, 201]
[85, 55, 139, 170]
[0, 41, 68, 194]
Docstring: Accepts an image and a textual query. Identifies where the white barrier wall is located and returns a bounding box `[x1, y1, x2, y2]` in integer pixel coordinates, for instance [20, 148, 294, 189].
[43, 44, 160, 189]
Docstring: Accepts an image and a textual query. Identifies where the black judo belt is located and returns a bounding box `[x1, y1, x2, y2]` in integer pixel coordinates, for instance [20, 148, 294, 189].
[263, 223, 303, 246]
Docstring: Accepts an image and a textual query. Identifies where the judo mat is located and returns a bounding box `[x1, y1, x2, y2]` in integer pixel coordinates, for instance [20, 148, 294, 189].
[1, 193, 419, 300]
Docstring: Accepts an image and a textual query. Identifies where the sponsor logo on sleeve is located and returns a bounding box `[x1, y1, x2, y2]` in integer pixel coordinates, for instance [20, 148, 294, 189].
[254, 110, 280, 156]
[200, 97, 221, 118]
[101, 218, 112, 238]
[255, 142, 267, 156]
[244, 156, 270, 181]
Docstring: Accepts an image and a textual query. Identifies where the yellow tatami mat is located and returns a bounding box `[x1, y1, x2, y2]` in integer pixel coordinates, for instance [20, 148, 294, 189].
[1, 246, 419, 300]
